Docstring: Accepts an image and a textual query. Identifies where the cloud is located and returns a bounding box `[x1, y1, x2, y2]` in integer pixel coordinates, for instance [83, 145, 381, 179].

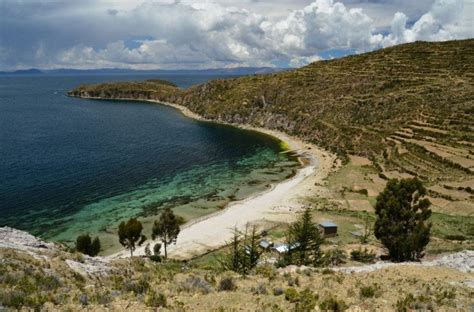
[0, 0, 472, 70]
[381, 0, 469, 45]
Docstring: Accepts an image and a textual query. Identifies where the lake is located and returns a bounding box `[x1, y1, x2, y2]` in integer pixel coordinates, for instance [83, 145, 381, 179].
[0, 74, 299, 251]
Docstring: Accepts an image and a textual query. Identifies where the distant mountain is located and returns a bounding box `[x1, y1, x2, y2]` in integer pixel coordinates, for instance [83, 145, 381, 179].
[0, 68, 43, 75]
[0, 67, 284, 76]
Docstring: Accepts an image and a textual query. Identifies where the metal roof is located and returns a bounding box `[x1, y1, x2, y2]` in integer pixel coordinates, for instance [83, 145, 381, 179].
[318, 221, 337, 228]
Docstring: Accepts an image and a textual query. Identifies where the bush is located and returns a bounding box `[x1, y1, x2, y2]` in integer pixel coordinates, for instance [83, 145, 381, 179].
[273, 287, 284, 296]
[284, 287, 299, 303]
[122, 277, 150, 294]
[256, 264, 277, 280]
[251, 283, 268, 295]
[322, 249, 347, 266]
[350, 248, 376, 263]
[180, 275, 212, 294]
[444, 234, 466, 241]
[145, 289, 167, 308]
[359, 285, 377, 298]
[295, 289, 318, 312]
[319, 297, 348, 311]
[75, 234, 101, 257]
[218, 276, 237, 291]
[153, 243, 162, 256]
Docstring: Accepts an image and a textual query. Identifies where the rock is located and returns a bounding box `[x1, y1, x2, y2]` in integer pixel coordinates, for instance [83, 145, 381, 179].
[0, 226, 56, 252]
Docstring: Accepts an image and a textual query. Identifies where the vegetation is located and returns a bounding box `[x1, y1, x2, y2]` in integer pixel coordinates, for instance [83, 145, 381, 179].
[218, 226, 261, 274]
[350, 248, 376, 263]
[152, 207, 181, 258]
[75, 234, 101, 257]
[285, 208, 323, 266]
[118, 218, 147, 256]
[374, 178, 432, 261]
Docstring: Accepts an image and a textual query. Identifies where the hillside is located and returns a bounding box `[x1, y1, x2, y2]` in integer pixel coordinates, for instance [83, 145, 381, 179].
[171, 40, 474, 179]
[70, 79, 179, 100]
[1, 227, 473, 311]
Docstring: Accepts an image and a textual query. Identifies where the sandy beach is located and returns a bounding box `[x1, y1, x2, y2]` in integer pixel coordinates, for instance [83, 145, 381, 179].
[105, 98, 337, 260]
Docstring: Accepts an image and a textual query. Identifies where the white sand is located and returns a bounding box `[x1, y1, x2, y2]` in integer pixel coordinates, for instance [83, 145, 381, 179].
[100, 99, 337, 260]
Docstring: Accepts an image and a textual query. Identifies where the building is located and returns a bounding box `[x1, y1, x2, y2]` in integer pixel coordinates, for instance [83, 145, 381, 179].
[318, 221, 338, 237]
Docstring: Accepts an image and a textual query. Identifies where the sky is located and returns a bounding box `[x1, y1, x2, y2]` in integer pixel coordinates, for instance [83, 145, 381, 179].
[0, 0, 472, 70]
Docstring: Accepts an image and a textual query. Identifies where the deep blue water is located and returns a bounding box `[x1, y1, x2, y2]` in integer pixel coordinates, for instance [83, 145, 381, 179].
[0, 74, 298, 242]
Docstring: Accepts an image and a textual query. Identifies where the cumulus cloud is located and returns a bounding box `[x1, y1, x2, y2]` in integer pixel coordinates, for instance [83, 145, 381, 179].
[0, 0, 472, 70]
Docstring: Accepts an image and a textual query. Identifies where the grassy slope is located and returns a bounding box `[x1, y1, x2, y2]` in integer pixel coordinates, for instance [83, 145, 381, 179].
[173, 40, 473, 176]
[1, 246, 472, 311]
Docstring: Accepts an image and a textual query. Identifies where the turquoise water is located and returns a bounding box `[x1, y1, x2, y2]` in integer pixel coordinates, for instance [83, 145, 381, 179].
[0, 74, 300, 247]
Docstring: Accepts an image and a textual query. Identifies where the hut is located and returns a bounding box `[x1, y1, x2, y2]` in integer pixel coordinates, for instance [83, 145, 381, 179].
[318, 221, 338, 237]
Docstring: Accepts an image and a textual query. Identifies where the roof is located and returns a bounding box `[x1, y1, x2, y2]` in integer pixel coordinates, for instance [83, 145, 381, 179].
[274, 244, 289, 253]
[259, 240, 271, 248]
[273, 242, 300, 253]
[318, 221, 337, 228]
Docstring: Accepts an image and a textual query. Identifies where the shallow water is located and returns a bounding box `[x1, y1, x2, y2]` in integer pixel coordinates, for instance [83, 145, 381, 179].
[0, 74, 299, 245]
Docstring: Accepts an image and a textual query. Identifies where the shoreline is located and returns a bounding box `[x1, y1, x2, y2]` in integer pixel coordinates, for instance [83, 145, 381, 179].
[70, 95, 337, 259]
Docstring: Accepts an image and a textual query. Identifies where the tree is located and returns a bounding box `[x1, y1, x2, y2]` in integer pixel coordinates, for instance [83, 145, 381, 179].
[218, 225, 262, 274]
[374, 178, 432, 262]
[152, 207, 180, 259]
[76, 234, 101, 257]
[118, 218, 147, 257]
[287, 208, 323, 266]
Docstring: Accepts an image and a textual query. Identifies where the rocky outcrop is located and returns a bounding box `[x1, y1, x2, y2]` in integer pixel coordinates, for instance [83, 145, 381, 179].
[0, 226, 56, 253]
[0, 227, 113, 277]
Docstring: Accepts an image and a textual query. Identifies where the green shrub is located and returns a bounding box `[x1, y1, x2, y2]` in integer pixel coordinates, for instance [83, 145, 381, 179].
[322, 249, 347, 266]
[284, 287, 299, 303]
[359, 285, 377, 298]
[395, 292, 437, 311]
[295, 289, 318, 312]
[145, 289, 167, 307]
[444, 234, 466, 241]
[218, 276, 236, 291]
[350, 248, 376, 263]
[75, 234, 101, 257]
[319, 296, 347, 311]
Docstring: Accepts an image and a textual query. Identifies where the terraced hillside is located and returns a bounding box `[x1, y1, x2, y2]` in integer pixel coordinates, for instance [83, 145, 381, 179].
[171, 40, 473, 178]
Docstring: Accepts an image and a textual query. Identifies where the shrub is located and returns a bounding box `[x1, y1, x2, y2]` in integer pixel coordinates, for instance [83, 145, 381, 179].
[179, 275, 213, 294]
[256, 264, 277, 280]
[218, 276, 237, 291]
[153, 243, 162, 256]
[319, 296, 348, 311]
[251, 283, 268, 295]
[395, 293, 433, 312]
[284, 287, 299, 303]
[122, 277, 150, 294]
[273, 287, 284, 296]
[359, 285, 377, 298]
[322, 249, 347, 266]
[75, 234, 101, 257]
[144, 243, 152, 257]
[444, 234, 466, 241]
[350, 248, 376, 263]
[145, 289, 167, 308]
[295, 289, 318, 312]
